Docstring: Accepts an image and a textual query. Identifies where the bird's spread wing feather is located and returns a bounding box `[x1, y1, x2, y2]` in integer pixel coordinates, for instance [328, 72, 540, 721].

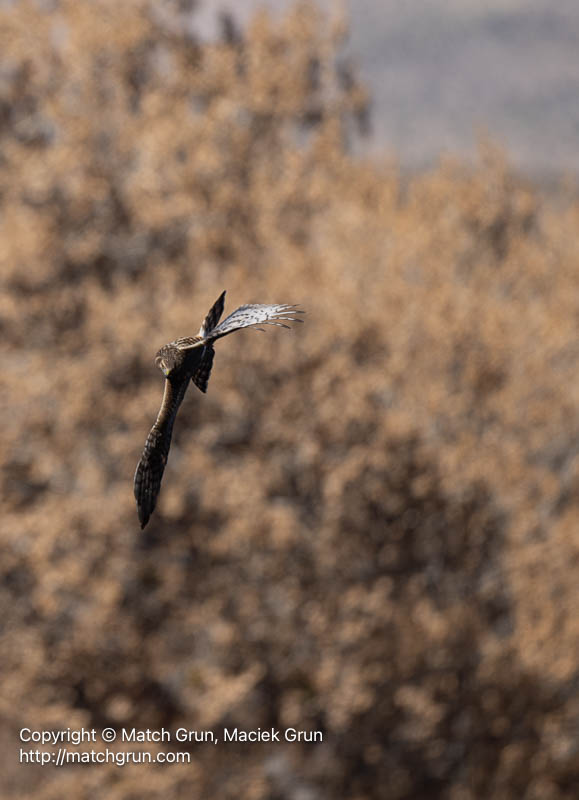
[134, 426, 172, 529]
[206, 304, 304, 341]
[134, 376, 189, 528]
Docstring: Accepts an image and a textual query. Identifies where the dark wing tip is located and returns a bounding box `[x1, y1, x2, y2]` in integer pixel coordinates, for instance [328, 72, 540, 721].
[136, 489, 152, 529]
[134, 451, 160, 530]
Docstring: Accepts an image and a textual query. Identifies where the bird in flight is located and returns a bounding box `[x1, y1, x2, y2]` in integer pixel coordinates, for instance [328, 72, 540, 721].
[134, 291, 304, 528]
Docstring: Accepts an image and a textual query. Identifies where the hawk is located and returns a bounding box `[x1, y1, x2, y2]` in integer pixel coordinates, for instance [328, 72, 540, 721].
[134, 291, 304, 528]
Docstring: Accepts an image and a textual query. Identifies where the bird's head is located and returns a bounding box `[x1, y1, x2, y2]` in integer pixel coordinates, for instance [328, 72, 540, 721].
[155, 346, 181, 378]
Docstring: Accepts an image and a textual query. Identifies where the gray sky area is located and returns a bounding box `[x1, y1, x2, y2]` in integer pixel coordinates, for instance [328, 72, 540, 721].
[195, 0, 579, 178]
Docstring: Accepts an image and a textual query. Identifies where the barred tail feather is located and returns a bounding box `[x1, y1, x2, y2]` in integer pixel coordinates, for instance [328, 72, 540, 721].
[207, 303, 304, 341]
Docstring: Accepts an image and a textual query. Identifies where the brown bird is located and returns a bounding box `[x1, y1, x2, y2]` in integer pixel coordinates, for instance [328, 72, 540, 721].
[134, 291, 304, 528]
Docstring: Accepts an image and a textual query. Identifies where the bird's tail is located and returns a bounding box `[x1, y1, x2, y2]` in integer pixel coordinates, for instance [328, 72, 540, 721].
[206, 304, 304, 342]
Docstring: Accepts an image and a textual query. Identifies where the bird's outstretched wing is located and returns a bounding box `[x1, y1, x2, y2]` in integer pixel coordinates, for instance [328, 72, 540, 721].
[134, 376, 189, 528]
[134, 426, 172, 529]
[206, 304, 304, 341]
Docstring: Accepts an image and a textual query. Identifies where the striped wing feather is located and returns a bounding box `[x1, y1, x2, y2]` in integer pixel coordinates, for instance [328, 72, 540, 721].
[134, 376, 189, 528]
[134, 426, 172, 529]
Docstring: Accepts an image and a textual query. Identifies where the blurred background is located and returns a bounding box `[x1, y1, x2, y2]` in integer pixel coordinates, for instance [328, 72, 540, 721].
[1, 1, 579, 798]
[198, 0, 579, 177]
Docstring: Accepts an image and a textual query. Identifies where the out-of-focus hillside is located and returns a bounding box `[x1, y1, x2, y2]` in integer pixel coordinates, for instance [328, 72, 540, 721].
[1, 2, 579, 798]
[198, 0, 579, 177]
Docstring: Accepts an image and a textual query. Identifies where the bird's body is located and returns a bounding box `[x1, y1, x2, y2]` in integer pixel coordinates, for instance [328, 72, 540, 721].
[134, 291, 303, 528]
